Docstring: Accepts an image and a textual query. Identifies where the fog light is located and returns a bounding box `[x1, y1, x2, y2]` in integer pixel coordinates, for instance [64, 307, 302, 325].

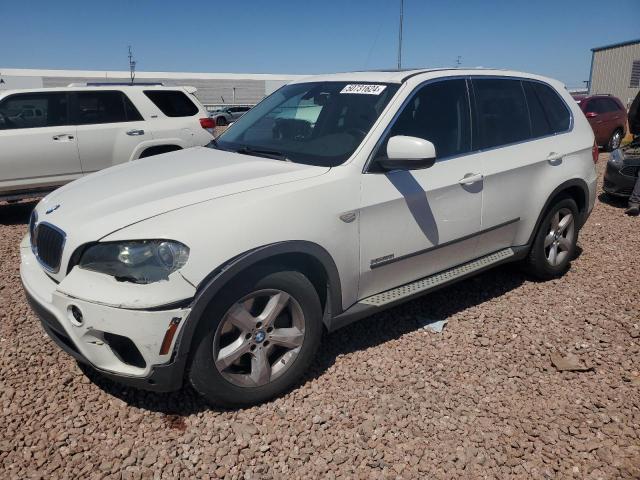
[68, 305, 84, 326]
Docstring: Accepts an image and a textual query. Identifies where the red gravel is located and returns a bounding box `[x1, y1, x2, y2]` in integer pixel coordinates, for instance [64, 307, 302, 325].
[1, 155, 639, 479]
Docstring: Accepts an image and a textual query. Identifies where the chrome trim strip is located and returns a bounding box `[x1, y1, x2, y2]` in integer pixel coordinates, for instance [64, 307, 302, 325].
[369, 217, 520, 270]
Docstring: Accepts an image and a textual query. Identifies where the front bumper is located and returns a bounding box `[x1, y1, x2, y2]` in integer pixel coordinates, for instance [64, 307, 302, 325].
[602, 157, 638, 197]
[20, 241, 192, 392]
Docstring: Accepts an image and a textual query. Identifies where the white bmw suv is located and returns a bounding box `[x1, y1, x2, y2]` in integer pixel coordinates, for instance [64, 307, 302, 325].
[21, 69, 597, 407]
[0, 85, 214, 201]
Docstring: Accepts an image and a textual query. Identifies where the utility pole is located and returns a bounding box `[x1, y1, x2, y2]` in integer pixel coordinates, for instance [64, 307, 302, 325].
[455, 56, 462, 68]
[397, 0, 404, 70]
[128, 46, 136, 85]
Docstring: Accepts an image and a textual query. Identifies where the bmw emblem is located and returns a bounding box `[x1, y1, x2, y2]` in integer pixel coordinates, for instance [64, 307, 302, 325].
[254, 331, 266, 343]
[45, 204, 61, 215]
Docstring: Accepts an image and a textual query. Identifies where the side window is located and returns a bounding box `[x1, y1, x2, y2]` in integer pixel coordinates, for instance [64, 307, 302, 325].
[143, 90, 199, 117]
[376, 79, 471, 161]
[75, 91, 142, 125]
[531, 82, 571, 133]
[0, 93, 68, 130]
[587, 99, 603, 114]
[523, 81, 552, 138]
[602, 98, 621, 113]
[472, 78, 530, 149]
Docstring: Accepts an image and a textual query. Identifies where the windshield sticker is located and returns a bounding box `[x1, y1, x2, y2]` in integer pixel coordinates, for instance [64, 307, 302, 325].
[340, 84, 387, 95]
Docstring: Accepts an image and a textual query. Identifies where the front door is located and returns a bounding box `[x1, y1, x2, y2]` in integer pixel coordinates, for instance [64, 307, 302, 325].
[358, 78, 483, 299]
[0, 92, 81, 194]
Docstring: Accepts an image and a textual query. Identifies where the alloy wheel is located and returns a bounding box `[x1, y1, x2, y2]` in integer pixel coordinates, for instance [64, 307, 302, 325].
[611, 131, 622, 150]
[544, 208, 575, 267]
[213, 289, 305, 387]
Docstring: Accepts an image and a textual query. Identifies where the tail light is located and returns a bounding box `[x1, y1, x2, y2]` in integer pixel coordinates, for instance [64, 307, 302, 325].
[592, 139, 599, 163]
[199, 117, 216, 134]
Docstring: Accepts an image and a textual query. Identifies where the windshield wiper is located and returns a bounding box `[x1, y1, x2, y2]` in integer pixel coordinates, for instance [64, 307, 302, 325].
[235, 146, 290, 162]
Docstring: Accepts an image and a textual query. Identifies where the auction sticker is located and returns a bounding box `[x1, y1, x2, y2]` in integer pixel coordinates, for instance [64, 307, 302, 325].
[340, 84, 387, 95]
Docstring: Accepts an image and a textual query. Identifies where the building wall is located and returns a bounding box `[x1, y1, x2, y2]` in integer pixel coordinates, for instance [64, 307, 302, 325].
[0, 69, 306, 107]
[41, 76, 267, 105]
[590, 42, 640, 107]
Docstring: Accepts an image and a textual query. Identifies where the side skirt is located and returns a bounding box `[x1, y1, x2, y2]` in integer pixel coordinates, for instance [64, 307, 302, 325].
[327, 245, 528, 332]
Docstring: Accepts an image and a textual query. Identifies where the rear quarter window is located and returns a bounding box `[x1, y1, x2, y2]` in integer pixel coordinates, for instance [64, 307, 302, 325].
[530, 82, 571, 133]
[144, 90, 199, 117]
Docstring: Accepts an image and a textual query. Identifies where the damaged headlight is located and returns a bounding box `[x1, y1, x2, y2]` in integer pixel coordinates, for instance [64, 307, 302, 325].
[79, 240, 190, 284]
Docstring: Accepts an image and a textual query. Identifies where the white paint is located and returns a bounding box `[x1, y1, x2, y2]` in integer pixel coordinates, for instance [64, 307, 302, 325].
[21, 68, 597, 381]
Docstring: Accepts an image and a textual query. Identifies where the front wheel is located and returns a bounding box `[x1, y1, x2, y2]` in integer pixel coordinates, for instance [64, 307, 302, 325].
[189, 269, 322, 407]
[524, 196, 579, 280]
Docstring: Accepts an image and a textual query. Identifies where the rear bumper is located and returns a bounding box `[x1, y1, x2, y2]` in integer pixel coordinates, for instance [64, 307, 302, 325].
[20, 242, 191, 392]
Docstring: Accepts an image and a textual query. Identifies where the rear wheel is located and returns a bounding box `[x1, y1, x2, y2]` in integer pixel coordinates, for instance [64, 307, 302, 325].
[607, 128, 623, 152]
[524, 196, 578, 280]
[189, 268, 322, 407]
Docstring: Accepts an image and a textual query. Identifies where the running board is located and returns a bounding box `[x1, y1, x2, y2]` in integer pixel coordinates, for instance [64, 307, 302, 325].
[359, 248, 515, 307]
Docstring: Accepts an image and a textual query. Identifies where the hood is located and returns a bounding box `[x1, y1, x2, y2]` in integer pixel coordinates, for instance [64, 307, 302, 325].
[629, 91, 640, 136]
[37, 146, 329, 239]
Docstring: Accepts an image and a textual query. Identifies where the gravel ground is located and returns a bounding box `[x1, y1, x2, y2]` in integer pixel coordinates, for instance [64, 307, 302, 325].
[1, 155, 639, 479]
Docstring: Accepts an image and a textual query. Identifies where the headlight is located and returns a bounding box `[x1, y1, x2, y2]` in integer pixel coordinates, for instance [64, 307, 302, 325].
[79, 240, 189, 284]
[608, 148, 625, 169]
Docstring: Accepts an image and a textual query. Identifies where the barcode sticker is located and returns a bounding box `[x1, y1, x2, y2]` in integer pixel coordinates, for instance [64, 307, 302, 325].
[340, 84, 387, 95]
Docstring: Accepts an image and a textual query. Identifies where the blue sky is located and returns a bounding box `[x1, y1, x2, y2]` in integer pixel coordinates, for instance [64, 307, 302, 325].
[0, 0, 638, 88]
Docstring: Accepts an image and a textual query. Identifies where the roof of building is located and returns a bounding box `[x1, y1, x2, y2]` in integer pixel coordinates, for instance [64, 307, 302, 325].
[591, 38, 640, 52]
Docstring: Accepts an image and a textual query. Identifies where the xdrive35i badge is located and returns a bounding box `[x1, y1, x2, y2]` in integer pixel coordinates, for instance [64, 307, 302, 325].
[45, 204, 60, 215]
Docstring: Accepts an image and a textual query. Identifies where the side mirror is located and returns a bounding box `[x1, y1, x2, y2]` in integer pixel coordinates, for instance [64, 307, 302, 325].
[378, 135, 437, 171]
[585, 112, 598, 118]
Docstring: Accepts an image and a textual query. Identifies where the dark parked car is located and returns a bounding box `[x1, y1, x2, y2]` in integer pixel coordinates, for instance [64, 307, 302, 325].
[575, 94, 627, 151]
[603, 91, 640, 197]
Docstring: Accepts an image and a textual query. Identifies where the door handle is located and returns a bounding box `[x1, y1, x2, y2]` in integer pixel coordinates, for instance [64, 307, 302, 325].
[52, 134, 75, 141]
[547, 152, 563, 164]
[126, 129, 145, 136]
[458, 173, 484, 185]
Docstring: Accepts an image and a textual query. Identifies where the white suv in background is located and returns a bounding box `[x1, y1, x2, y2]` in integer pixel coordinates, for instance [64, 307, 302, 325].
[0, 86, 214, 201]
[21, 69, 598, 407]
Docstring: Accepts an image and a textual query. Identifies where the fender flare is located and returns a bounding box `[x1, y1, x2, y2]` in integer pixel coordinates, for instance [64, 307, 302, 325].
[525, 178, 590, 247]
[169, 241, 343, 374]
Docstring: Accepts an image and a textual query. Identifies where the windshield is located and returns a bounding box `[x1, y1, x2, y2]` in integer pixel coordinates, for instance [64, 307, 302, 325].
[211, 81, 399, 167]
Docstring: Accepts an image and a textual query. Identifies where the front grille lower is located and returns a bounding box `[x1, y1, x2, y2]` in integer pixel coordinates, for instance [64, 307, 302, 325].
[33, 223, 65, 273]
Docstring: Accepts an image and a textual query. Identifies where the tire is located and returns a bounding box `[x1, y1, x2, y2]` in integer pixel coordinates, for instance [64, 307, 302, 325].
[216, 116, 228, 126]
[606, 128, 623, 152]
[524, 196, 579, 280]
[189, 268, 322, 407]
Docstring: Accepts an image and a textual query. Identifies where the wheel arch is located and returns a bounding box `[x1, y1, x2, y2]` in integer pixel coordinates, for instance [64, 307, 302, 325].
[138, 144, 183, 159]
[173, 241, 342, 366]
[526, 178, 589, 247]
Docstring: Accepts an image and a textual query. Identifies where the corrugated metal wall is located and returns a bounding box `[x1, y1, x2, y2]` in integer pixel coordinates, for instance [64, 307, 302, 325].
[590, 42, 640, 107]
[42, 76, 269, 105]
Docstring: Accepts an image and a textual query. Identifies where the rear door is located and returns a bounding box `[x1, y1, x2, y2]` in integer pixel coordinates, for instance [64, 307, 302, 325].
[476, 78, 572, 254]
[0, 92, 81, 194]
[72, 90, 151, 174]
[585, 99, 609, 144]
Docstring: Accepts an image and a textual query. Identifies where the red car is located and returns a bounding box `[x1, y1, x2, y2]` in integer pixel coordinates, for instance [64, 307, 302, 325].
[574, 94, 627, 151]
